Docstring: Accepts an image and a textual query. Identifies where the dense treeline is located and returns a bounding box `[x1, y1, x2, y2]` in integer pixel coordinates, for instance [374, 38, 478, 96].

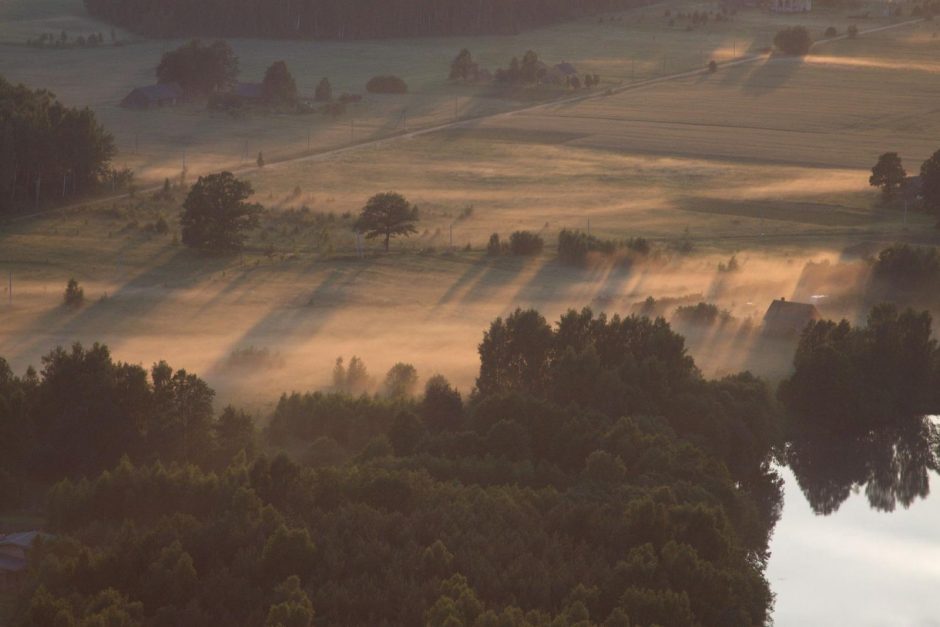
[0, 76, 117, 213]
[3, 309, 784, 626]
[779, 304, 940, 514]
[83, 0, 648, 39]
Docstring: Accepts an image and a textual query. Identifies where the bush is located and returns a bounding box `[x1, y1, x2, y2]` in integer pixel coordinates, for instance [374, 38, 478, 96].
[64, 278, 84, 308]
[773, 26, 812, 55]
[366, 75, 408, 94]
[824, 26, 837, 37]
[558, 229, 615, 264]
[872, 244, 940, 290]
[673, 302, 732, 326]
[508, 231, 544, 256]
[708, 60, 718, 73]
[486, 233, 507, 256]
[847, 24, 859, 38]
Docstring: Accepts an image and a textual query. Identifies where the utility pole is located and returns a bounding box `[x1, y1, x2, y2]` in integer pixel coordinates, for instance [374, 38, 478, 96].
[307, 129, 311, 150]
[631, 59, 635, 81]
[8, 271, 12, 306]
[350, 119, 355, 142]
[449, 224, 454, 248]
[454, 94, 459, 120]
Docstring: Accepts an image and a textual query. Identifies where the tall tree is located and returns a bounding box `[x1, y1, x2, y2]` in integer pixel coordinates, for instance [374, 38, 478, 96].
[869, 152, 906, 197]
[156, 39, 239, 97]
[314, 77, 332, 102]
[262, 61, 298, 105]
[353, 192, 419, 251]
[449, 49, 474, 80]
[180, 171, 261, 251]
[920, 149, 940, 215]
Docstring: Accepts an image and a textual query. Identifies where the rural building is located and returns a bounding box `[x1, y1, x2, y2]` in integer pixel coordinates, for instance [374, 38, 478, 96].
[235, 82, 264, 102]
[120, 82, 184, 109]
[762, 298, 821, 335]
[769, 0, 812, 12]
[544, 62, 579, 85]
[0, 531, 50, 591]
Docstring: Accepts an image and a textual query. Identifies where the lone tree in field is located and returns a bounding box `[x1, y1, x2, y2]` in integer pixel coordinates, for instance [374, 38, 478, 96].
[450, 49, 475, 80]
[180, 172, 261, 252]
[921, 149, 940, 216]
[353, 192, 419, 252]
[870, 152, 906, 197]
[773, 26, 812, 56]
[63, 278, 84, 308]
[262, 61, 298, 105]
[315, 77, 332, 102]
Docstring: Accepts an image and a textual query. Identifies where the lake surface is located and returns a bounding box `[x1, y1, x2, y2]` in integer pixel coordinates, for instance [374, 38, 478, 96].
[768, 466, 940, 626]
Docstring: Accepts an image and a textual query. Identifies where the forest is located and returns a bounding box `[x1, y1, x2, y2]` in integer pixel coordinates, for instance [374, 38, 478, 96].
[0, 76, 118, 213]
[82, 0, 648, 39]
[2, 310, 784, 626]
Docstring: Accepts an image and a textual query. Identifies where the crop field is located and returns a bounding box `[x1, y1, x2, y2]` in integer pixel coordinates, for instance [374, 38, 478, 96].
[0, 0, 937, 411]
[0, 0, 906, 183]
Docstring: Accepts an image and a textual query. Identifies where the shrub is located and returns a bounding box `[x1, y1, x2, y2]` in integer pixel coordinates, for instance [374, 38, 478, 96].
[673, 302, 733, 326]
[872, 244, 940, 290]
[558, 229, 615, 264]
[366, 75, 408, 94]
[486, 233, 505, 256]
[773, 26, 812, 55]
[847, 24, 859, 38]
[824, 26, 837, 37]
[708, 60, 718, 73]
[64, 278, 84, 308]
[508, 231, 544, 256]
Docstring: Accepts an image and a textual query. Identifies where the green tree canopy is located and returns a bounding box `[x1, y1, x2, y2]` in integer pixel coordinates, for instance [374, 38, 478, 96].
[262, 61, 298, 105]
[920, 148, 940, 215]
[353, 192, 419, 251]
[180, 171, 261, 251]
[449, 49, 475, 80]
[156, 39, 239, 97]
[869, 152, 906, 196]
[314, 77, 332, 102]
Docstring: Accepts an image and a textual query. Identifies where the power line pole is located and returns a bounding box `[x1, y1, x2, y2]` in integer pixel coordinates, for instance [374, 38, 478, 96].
[8, 271, 12, 306]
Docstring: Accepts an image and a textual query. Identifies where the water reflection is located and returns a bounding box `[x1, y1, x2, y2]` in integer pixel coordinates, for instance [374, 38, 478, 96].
[786, 415, 940, 515]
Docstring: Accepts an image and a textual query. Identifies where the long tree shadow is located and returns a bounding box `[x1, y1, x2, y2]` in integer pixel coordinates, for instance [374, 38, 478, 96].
[5, 247, 207, 366]
[433, 258, 490, 309]
[741, 55, 804, 97]
[201, 264, 368, 380]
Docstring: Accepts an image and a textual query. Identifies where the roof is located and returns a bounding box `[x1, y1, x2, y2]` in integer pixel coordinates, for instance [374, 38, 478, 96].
[0, 554, 26, 573]
[554, 62, 578, 75]
[0, 531, 45, 549]
[763, 298, 821, 331]
[235, 82, 264, 99]
[127, 82, 183, 101]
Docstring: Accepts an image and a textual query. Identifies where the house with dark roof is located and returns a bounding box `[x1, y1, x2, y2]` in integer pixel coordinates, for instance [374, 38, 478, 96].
[0, 531, 52, 591]
[763, 298, 821, 336]
[235, 82, 264, 102]
[120, 82, 184, 109]
[545, 62, 579, 85]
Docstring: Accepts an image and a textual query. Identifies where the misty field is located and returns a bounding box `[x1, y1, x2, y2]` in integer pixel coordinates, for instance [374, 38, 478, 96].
[0, 0, 907, 183]
[0, 0, 938, 410]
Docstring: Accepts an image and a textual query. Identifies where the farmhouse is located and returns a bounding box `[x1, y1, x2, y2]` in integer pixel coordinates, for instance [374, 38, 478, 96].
[763, 298, 821, 335]
[544, 61, 579, 84]
[0, 531, 51, 591]
[120, 82, 184, 109]
[769, 0, 812, 12]
[235, 82, 264, 102]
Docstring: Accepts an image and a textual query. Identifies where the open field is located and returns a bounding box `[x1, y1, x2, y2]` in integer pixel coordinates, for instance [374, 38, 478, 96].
[0, 0, 911, 184]
[1, 0, 939, 412]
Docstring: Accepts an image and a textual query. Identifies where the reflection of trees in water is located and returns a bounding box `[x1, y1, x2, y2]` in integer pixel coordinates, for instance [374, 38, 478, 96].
[787, 415, 939, 515]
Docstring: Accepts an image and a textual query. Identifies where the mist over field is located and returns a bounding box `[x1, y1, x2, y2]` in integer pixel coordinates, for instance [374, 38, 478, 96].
[3, 0, 940, 624]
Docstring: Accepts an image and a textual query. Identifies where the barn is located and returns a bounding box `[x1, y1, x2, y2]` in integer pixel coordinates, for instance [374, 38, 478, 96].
[121, 83, 184, 109]
[763, 298, 821, 336]
[769, 0, 812, 12]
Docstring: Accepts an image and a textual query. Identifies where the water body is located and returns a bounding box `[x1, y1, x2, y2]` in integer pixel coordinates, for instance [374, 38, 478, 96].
[769, 465, 940, 626]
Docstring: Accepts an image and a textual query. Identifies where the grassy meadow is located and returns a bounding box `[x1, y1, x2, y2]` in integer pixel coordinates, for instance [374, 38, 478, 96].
[0, 0, 938, 411]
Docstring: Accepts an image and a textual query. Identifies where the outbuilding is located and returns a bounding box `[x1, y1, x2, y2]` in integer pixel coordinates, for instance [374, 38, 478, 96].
[763, 298, 821, 335]
[120, 82, 184, 109]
